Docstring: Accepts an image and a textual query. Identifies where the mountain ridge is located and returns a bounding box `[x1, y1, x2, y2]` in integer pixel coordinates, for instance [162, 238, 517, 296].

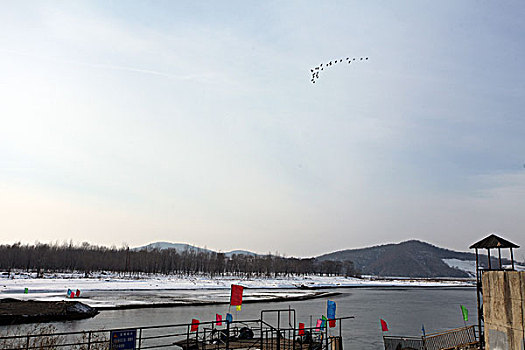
[135, 239, 520, 278]
[316, 239, 514, 278]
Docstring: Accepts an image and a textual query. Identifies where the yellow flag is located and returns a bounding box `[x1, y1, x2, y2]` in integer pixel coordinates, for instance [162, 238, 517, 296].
[236, 305, 242, 311]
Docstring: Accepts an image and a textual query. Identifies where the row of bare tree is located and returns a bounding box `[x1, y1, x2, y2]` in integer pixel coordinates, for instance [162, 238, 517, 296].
[0, 242, 359, 277]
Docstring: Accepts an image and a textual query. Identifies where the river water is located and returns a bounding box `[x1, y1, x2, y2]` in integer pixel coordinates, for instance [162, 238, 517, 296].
[29, 286, 477, 350]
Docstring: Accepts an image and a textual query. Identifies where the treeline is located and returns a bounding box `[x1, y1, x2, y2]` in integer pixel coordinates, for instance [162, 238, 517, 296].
[0, 242, 359, 278]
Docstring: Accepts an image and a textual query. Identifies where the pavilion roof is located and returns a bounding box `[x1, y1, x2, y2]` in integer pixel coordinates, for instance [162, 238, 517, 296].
[469, 234, 519, 249]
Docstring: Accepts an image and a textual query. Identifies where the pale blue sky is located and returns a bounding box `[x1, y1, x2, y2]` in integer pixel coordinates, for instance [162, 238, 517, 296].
[1, 1, 524, 257]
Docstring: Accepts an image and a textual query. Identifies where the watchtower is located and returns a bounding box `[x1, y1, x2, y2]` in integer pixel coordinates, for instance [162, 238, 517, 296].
[469, 234, 520, 348]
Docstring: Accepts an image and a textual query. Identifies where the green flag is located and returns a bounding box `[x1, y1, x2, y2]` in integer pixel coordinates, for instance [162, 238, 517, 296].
[321, 315, 327, 329]
[460, 305, 468, 322]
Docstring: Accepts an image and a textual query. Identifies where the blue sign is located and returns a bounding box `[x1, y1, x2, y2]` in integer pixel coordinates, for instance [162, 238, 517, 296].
[110, 329, 137, 350]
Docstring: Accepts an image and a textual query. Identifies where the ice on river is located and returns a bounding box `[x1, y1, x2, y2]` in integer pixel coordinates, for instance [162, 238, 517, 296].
[0, 271, 472, 308]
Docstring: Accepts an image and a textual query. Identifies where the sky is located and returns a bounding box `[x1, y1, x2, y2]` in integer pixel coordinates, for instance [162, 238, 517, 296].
[1, 1, 524, 258]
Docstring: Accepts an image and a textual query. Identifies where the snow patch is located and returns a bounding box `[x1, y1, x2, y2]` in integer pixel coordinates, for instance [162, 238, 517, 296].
[442, 259, 476, 277]
[0, 271, 473, 308]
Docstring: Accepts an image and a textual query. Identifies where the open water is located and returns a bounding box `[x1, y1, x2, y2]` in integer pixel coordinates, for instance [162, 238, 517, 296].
[2, 287, 477, 350]
[33, 286, 478, 350]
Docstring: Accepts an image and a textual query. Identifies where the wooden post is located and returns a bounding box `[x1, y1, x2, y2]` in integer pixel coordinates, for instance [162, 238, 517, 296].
[498, 247, 502, 269]
[487, 248, 491, 269]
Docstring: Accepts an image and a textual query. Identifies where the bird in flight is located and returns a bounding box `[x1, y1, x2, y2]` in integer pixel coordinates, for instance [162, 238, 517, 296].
[310, 56, 369, 84]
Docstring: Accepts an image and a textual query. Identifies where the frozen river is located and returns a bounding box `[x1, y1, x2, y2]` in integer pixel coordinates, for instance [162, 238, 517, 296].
[1, 286, 478, 350]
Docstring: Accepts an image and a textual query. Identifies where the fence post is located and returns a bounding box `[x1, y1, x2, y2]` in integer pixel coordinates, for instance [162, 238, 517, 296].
[137, 329, 142, 350]
[277, 311, 280, 350]
[260, 320, 263, 350]
[187, 325, 191, 350]
[226, 321, 230, 350]
[195, 328, 199, 350]
[87, 331, 91, 350]
[292, 326, 295, 350]
[25, 335, 30, 350]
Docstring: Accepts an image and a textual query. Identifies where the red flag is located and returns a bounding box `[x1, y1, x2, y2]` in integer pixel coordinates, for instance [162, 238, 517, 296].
[191, 319, 199, 332]
[76, 289, 80, 297]
[230, 284, 243, 306]
[380, 319, 388, 332]
[298, 323, 305, 336]
[216, 314, 222, 326]
[329, 319, 336, 328]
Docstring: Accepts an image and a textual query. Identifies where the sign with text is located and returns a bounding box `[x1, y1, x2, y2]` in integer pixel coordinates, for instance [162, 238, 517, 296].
[110, 329, 137, 350]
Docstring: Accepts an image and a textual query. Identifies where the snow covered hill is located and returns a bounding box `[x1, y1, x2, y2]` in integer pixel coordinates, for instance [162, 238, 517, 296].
[134, 242, 257, 257]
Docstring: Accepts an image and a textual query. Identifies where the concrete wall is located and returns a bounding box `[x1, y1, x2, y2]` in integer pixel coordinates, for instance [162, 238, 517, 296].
[483, 271, 525, 350]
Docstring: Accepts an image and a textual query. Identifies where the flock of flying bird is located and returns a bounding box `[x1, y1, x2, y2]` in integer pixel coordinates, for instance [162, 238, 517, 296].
[310, 56, 369, 83]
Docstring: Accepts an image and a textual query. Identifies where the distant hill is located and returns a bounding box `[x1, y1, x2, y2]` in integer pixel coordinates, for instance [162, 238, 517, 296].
[135, 242, 257, 257]
[136, 240, 521, 278]
[317, 240, 514, 278]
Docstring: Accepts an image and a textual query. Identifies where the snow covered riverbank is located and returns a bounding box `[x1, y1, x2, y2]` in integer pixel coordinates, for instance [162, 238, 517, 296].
[0, 272, 473, 308]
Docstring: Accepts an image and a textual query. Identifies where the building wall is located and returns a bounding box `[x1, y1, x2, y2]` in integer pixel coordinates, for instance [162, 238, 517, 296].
[483, 271, 525, 350]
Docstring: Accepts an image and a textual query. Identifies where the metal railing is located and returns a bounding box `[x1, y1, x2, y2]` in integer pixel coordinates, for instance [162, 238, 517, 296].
[0, 314, 353, 350]
[383, 335, 423, 350]
[383, 325, 479, 350]
[423, 326, 478, 350]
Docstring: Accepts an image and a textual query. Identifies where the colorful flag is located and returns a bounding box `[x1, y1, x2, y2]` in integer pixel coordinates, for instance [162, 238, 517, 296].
[226, 313, 233, 323]
[380, 319, 388, 332]
[321, 316, 327, 330]
[421, 324, 426, 337]
[236, 305, 242, 311]
[76, 289, 81, 297]
[298, 323, 305, 336]
[327, 300, 336, 319]
[460, 305, 468, 322]
[24, 288, 29, 294]
[315, 319, 322, 332]
[329, 319, 336, 328]
[190, 319, 199, 332]
[216, 314, 222, 326]
[230, 284, 243, 306]
[67, 289, 72, 296]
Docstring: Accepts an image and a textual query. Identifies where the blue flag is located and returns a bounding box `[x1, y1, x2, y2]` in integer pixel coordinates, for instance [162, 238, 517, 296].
[226, 313, 233, 323]
[421, 324, 426, 337]
[327, 300, 336, 319]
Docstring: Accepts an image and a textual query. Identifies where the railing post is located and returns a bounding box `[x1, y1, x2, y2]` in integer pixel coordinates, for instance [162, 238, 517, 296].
[277, 311, 280, 350]
[26, 335, 30, 350]
[260, 321, 263, 350]
[226, 321, 230, 350]
[292, 326, 295, 350]
[195, 328, 199, 350]
[187, 325, 191, 350]
[137, 328, 142, 350]
[87, 331, 91, 350]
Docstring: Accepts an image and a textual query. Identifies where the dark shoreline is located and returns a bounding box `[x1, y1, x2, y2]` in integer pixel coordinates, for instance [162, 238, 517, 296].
[0, 291, 340, 324]
[0, 299, 99, 326]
